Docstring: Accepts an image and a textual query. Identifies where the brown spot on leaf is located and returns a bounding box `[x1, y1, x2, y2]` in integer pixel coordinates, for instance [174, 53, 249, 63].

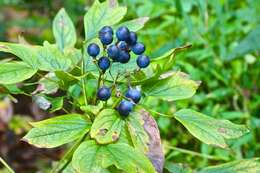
[109, 0, 117, 8]
[218, 127, 227, 134]
[136, 17, 149, 25]
[98, 129, 108, 136]
[112, 132, 119, 141]
[0, 45, 8, 49]
[58, 17, 65, 28]
[196, 80, 202, 86]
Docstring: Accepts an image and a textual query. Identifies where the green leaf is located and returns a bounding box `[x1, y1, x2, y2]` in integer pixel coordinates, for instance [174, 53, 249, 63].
[55, 71, 80, 88]
[198, 158, 260, 173]
[164, 161, 192, 173]
[38, 73, 59, 94]
[0, 42, 74, 71]
[72, 140, 156, 173]
[142, 72, 200, 101]
[53, 8, 77, 51]
[84, 0, 127, 41]
[23, 114, 91, 148]
[62, 163, 77, 173]
[151, 44, 192, 73]
[117, 124, 132, 145]
[37, 42, 72, 71]
[126, 112, 149, 153]
[0, 42, 39, 68]
[228, 27, 260, 60]
[174, 109, 249, 148]
[116, 17, 149, 32]
[0, 61, 37, 84]
[64, 48, 81, 66]
[48, 96, 64, 113]
[90, 109, 125, 144]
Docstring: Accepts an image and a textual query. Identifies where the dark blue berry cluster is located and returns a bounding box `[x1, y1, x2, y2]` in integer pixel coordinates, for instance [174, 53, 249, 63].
[87, 26, 149, 116]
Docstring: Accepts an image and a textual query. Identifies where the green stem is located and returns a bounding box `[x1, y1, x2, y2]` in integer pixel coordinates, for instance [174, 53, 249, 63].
[138, 104, 174, 118]
[51, 134, 87, 173]
[81, 47, 88, 106]
[94, 71, 102, 105]
[112, 97, 122, 109]
[36, 72, 57, 84]
[166, 146, 227, 161]
[0, 157, 15, 173]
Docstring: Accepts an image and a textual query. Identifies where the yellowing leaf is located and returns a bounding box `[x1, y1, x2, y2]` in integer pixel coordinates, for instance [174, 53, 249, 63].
[90, 109, 125, 144]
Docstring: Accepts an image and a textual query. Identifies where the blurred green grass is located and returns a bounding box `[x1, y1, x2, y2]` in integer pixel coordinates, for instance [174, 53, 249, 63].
[0, 0, 259, 171]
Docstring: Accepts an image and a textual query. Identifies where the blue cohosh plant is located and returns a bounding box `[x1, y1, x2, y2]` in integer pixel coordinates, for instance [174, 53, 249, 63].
[0, 0, 255, 173]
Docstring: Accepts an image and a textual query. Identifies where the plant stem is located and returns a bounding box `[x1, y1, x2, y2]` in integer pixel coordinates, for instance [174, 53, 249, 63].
[0, 157, 15, 173]
[112, 97, 122, 109]
[51, 134, 87, 173]
[94, 70, 102, 105]
[138, 104, 174, 118]
[166, 146, 227, 161]
[36, 72, 57, 83]
[81, 47, 88, 106]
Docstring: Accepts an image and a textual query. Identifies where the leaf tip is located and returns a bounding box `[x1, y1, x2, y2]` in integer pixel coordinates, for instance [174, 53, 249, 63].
[137, 17, 150, 25]
[108, 0, 118, 8]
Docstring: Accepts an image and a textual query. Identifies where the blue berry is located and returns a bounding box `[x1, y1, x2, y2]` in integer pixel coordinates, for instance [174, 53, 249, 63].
[132, 42, 145, 55]
[117, 100, 134, 116]
[137, 55, 150, 68]
[126, 88, 141, 103]
[98, 56, 110, 72]
[99, 32, 113, 45]
[116, 26, 130, 41]
[107, 45, 120, 61]
[117, 41, 128, 50]
[99, 26, 113, 35]
[118, 51, 130, 64]
[87, 43, 100, 57]
[97, 86, 111, 101]
[127, 32, 137, 45]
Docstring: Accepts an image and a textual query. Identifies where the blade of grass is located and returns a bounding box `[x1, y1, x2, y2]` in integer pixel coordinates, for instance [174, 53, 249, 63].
[0, 157, 15, 173]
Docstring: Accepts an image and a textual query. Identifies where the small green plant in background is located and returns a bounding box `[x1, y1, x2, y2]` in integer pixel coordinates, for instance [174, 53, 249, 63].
[0, 0, 259, 172]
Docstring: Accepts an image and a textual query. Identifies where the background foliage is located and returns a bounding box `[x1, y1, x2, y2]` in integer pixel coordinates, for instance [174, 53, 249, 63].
[0, 0, 259, 172]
